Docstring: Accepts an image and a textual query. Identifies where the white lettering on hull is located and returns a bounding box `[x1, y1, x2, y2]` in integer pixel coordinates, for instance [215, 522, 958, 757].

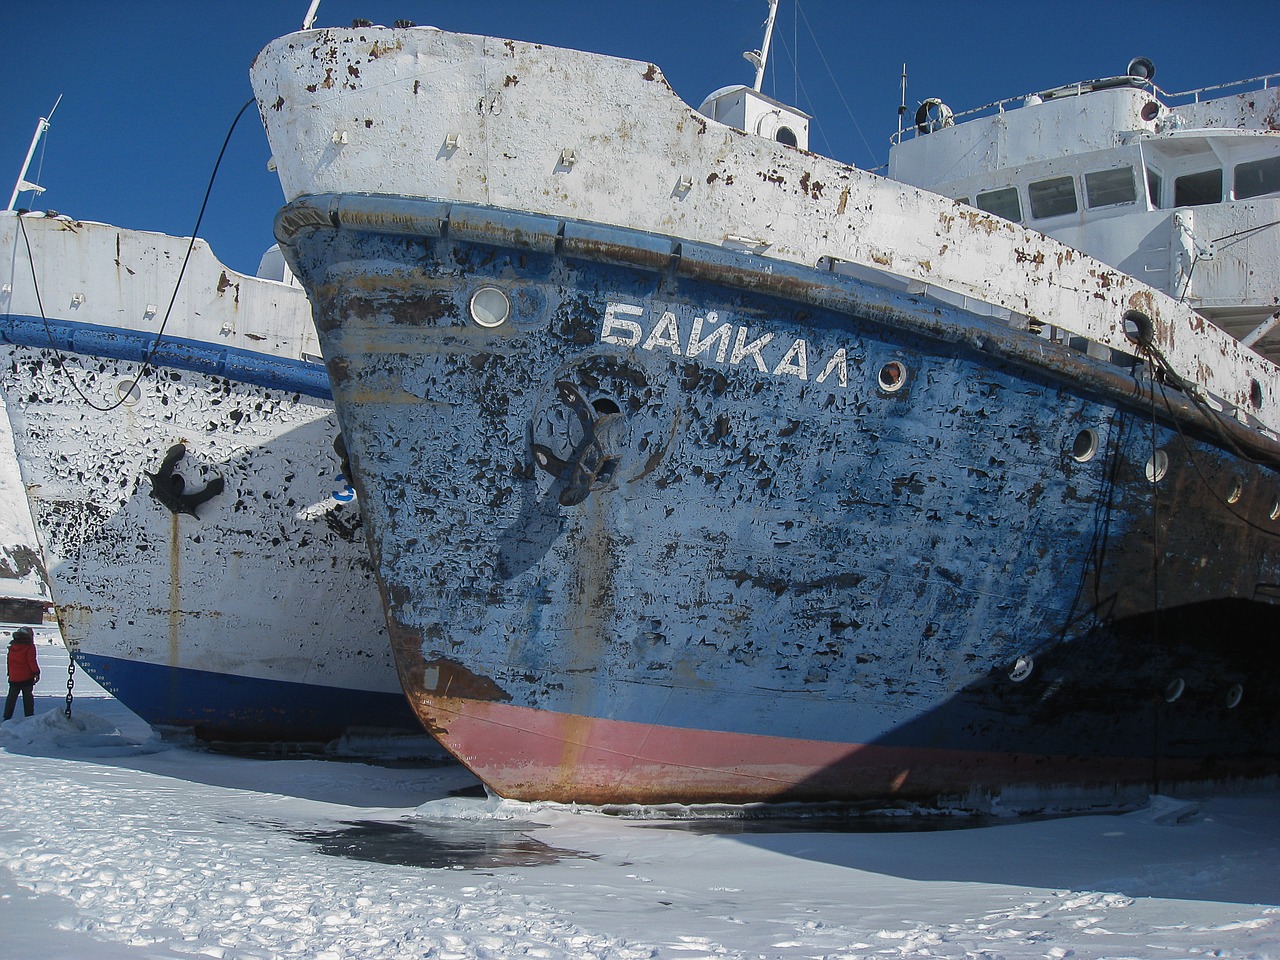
[601, 301, 848, 387]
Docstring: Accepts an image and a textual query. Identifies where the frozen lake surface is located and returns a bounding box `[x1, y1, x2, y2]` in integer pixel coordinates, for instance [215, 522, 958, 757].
[3, 624, 1280, 959]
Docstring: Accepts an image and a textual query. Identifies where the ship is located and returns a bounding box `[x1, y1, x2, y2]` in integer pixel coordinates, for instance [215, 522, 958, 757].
[250, 19, 1280, 806]
[0, 208, 426, 746]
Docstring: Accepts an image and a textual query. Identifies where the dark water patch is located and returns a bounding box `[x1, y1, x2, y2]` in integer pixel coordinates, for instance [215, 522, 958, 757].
[291, 819, 595, 870]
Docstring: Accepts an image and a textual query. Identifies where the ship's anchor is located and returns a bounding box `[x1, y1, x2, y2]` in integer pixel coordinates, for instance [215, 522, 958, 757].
[146, 443, 225, 518]
[531, 381, 621, 507]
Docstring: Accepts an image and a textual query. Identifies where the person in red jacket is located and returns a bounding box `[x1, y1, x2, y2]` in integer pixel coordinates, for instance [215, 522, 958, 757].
[4, 626, 40, 720]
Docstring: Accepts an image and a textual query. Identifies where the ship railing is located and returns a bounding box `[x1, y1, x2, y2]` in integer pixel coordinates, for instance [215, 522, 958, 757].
[890, 72, 1280, 146]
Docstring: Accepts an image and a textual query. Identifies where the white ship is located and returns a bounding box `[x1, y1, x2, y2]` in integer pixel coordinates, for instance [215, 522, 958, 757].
[0, 208, 425, 745]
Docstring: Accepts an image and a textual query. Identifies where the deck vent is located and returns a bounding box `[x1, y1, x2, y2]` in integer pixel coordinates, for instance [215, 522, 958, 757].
[1009, 656, 1034, 682]
[1126, 57, 1156, 81]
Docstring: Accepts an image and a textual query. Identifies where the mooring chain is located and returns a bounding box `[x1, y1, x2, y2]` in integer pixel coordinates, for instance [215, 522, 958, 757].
[65, 655, 75, 720]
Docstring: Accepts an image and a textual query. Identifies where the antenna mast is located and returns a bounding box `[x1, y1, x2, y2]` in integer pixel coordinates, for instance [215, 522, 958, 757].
[898, 63, 907, 140]
[7, 95, 61, 212]
[302, 0, 321, 29]
[747, 0, 779, 93]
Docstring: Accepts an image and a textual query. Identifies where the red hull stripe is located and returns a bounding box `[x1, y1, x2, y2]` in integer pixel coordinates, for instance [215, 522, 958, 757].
[413, 695, 1151, 805]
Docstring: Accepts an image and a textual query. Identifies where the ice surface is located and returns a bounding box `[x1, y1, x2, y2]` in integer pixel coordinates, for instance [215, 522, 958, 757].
[3, 628, 1280, 959]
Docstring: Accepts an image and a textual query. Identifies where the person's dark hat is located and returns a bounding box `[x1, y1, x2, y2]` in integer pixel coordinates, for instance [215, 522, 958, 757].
[12, 627, 33, 641]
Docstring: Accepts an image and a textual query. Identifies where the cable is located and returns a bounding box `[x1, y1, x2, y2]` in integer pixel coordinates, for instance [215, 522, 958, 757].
[14, 96, 257, 413]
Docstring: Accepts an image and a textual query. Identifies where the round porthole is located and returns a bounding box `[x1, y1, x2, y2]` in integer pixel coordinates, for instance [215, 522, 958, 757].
[878, 361, 907, 393]
[1164, 677, 1185, 703]
[1009, 655, 1034, 683]
[1225, 683, 1244, 710]
[1144, 450, 1169, 483]
[469, 286, 511, 328]
[1226, 477, 1243, 504]
[115, 380, 142, 406]
[1071, 428, 1099, 463]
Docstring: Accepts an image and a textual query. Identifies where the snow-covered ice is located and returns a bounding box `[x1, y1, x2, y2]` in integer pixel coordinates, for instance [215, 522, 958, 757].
[3, 625, 1280, 960]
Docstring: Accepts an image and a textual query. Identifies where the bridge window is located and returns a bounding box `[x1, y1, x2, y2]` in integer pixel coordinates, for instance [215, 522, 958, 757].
[1235, 157, 1280, 200]
[1028, 176, 1078, 219]
[1146, 167, 1163, 207]
[1174, 168, 1222, 207]
[975, 187, 1021, 222]
[1085, 167, 1137, 208]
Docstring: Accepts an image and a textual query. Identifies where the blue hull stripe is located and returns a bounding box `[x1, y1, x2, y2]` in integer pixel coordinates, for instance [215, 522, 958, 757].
[0, 313, 331, 400]
[76, 653, 423, 743]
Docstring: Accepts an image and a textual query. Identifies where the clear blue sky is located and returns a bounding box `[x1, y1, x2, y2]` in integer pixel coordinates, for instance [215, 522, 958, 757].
[2, 1, 1274, 277]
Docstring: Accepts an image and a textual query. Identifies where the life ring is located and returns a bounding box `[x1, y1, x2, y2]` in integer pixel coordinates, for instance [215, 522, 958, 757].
[915, 98, 954, 135]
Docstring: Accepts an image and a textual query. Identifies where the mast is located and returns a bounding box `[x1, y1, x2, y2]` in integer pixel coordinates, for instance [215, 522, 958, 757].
[748, 0, 779, 93]
[898, 63, 907, 141]
[6, 95, 61, 212]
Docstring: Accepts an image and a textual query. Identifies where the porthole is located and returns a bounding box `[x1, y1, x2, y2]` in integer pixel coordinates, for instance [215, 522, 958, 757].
[1164, 677, 1185, 703]
[1270, 498, 1280, 521]
[1251, 379, 1264, 409]
[115, 380, 142, 406]
[1071, 428, 1099, 463]
[878, 361, 908, 393]
[1225, 683, 1244, 710]
[1226, 478, 1243, 504]
[1144, 449, 1169, 483]
[468, 286, 511, 328]
[1009, 655, 1034, 682]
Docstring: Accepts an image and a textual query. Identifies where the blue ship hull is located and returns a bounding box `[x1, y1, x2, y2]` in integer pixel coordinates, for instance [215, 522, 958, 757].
[278, 194, 1280, 805]
[77, 652, 422, 745]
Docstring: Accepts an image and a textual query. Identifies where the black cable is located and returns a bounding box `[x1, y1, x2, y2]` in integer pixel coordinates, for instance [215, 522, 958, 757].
[15, 96, 257, 413]
[1142, 342, 1163, 792]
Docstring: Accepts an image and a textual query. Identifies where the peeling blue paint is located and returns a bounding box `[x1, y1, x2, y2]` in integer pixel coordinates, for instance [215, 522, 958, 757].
[279, 195, 1280, 804]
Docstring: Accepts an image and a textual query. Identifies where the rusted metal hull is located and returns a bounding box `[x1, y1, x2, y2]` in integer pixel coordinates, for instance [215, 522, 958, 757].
[0, 212, 424, 746]
[277, 195, 1280, 805]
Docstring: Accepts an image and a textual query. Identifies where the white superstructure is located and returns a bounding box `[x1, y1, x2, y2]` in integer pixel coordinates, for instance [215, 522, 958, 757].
[889, 67, 1280, 357]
